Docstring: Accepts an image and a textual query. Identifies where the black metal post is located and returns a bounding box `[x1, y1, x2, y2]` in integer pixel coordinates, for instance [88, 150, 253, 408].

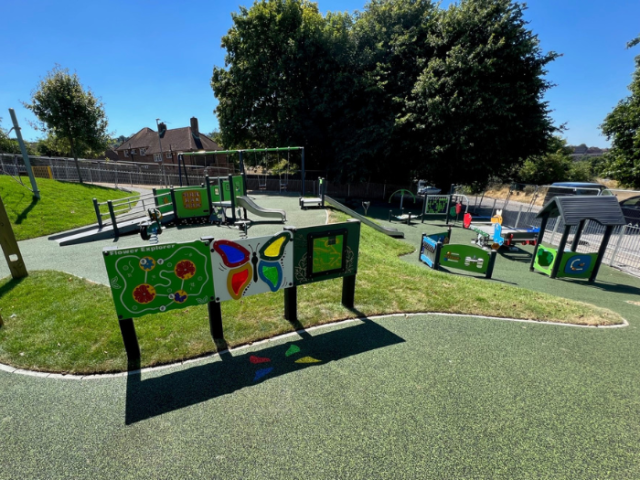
[445, 195, 452, 225]
[169, 188, 179, 222]
[301, 148, 306, 197]
[228, 174, 236, 223]
[486, 250, 498, 279]
[284, 286, 298, 322]
[208, 301, 224, 339]
[205, 175, 213, 218]
[530, 214, 549, 271]
[589, 225, 614, 283]
[570, 220, 585, 252]
[107, 200, 119, 237]
[550, 225, 571, 279]
[342, 275, 356, 309]
[93, 198, 102, 228]
[152, 188, 158, 206]
[118, 318, 140, 361]
[434, 241, 443, 270]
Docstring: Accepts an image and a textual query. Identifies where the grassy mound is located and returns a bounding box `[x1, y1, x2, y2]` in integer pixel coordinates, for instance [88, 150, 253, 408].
[0, 214, 623, 374]
[0, 176, 138, 240]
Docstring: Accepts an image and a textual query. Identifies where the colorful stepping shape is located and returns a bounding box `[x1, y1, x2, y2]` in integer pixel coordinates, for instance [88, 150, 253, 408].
[285, 345, 301, 357]
[249, 355, 271, 364]
[295, 356, 321, 364]
[253, 367, 273, 382]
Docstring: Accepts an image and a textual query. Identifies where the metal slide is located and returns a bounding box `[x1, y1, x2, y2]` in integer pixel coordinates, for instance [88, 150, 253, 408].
[324, 196, 404, 238]
[236, 196, 287, 222]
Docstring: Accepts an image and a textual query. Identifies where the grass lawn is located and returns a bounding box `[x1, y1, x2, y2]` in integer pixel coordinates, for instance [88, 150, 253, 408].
[0, 212, 622, 374]
[0, 176, 138, 240]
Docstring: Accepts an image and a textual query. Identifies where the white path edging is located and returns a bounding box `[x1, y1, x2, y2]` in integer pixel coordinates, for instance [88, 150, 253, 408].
[0, 312, 628, 381]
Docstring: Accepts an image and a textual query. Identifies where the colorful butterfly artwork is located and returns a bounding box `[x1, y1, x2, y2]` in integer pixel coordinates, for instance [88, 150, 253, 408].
[212, 232, 292, 301]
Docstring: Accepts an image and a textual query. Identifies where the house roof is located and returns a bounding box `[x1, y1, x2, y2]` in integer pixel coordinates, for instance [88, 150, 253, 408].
[536, 196, 626, 226]
[115, 126, 220, 155]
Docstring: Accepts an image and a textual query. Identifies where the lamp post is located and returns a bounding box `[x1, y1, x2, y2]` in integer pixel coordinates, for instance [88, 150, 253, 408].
[155, 118, 168, 187]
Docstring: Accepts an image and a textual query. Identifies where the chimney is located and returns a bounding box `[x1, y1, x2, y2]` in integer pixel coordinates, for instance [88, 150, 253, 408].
[190, 117, 200, 139]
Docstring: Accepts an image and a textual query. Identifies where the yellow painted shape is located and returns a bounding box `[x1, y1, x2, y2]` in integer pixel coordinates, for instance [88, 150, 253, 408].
[263, 236, 286, 258]
[295, 356, 321, 364]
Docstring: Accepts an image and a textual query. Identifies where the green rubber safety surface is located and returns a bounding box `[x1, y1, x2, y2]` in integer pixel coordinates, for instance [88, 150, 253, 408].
[2, 199, 640, 478]
[1, 312, 640, 479]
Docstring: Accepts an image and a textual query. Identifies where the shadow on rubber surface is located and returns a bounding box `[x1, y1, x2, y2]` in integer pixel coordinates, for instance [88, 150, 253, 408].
[125, 318, 404, 424]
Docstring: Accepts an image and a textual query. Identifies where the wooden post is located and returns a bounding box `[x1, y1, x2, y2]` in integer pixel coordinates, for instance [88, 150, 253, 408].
[0, 194, 28, 279]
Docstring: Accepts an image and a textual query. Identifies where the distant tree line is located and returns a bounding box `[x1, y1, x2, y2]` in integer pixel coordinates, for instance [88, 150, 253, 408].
[212, 0, 560, 189]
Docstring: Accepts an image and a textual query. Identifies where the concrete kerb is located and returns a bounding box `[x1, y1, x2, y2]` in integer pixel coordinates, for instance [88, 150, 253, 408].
[0, 312, 628, 381]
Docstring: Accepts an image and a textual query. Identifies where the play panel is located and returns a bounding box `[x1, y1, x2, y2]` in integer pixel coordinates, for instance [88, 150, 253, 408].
[103, 240, 215, 319]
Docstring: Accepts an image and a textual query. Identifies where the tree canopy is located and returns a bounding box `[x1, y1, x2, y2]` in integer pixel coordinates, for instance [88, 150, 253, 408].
[24, 66, 109, 182]
[212, 0, 559, 188]
[601, 35, 640, 189]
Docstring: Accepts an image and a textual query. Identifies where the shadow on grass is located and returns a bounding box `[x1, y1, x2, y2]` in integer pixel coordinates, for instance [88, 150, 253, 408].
[125, 318, 404, 425]
[13, 195, 39, 225]
[0, 276, 26, 298]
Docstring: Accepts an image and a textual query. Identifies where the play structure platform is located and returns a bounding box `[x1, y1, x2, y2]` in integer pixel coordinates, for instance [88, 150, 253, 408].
[51, 174, 285, 246]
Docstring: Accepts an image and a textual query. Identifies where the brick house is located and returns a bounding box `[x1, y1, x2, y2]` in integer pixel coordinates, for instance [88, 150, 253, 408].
[114, 117, 230, 169]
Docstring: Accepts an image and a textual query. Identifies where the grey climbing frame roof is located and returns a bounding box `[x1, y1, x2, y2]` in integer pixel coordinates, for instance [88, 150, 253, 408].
[536, 196, 626, 226]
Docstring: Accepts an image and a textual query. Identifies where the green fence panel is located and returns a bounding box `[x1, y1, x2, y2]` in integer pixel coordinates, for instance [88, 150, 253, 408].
[232, 175, 245, 198]
[155, 188, 173, 215]
[439, 244, 491, 274]
[533, 245, 557, 276]
[291, 221, 361, 285]
[558, 251, 597, 279]
[210, 184, 222, 203]
[174, 187, 211, 219]
[103, 240, 215, 319]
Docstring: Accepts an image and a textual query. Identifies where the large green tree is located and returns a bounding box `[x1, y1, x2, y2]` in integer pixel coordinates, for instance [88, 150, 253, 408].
[24, 66, 109, 182]
[601, 35, 640, 189]
[212, 0, 559, 188]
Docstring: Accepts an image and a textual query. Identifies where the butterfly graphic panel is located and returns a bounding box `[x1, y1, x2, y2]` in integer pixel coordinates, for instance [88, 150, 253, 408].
[211, 231, 293, 302]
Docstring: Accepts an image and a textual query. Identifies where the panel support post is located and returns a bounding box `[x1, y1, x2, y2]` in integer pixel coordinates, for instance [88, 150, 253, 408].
[208, 301, 224, 339]
[589, 225, 614, 283]
[284, 286, 298, 322]
[341, 275, 356, 309]
[486, 250, 498, 279]
[93, 198, 103, 228]
[301, 148, 306, 197]
[434, 241, 444, 270]
[530, 214, 549, 272]
[570, 220, 586, 252]
[550, 225, 571, 279]
[118, 318, 140, 362]
[445, 195, 452, 225]
[107, 200, 119, 237]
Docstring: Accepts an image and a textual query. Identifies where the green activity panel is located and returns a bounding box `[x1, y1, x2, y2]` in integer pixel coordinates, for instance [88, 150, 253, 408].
[103, 240, 214, 319]
[291, 221, 361, 285]
[155, 188, 173, 215]
[439, 244, 491, 274]
[174, 187, 210, 219]
[232, 175, 245, 198]
[533, 246, 597, 279]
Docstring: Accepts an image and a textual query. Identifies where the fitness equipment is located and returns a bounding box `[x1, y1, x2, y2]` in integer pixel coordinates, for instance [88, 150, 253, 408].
[300, 177, 326, 209]
[388, 189, 418, 224]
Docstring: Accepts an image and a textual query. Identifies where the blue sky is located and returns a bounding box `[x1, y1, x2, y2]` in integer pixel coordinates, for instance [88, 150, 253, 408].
[1, 0, 638, 147]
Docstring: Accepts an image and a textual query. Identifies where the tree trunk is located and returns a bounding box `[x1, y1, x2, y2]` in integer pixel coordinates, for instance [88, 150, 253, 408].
[69, 137, 84, 183]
